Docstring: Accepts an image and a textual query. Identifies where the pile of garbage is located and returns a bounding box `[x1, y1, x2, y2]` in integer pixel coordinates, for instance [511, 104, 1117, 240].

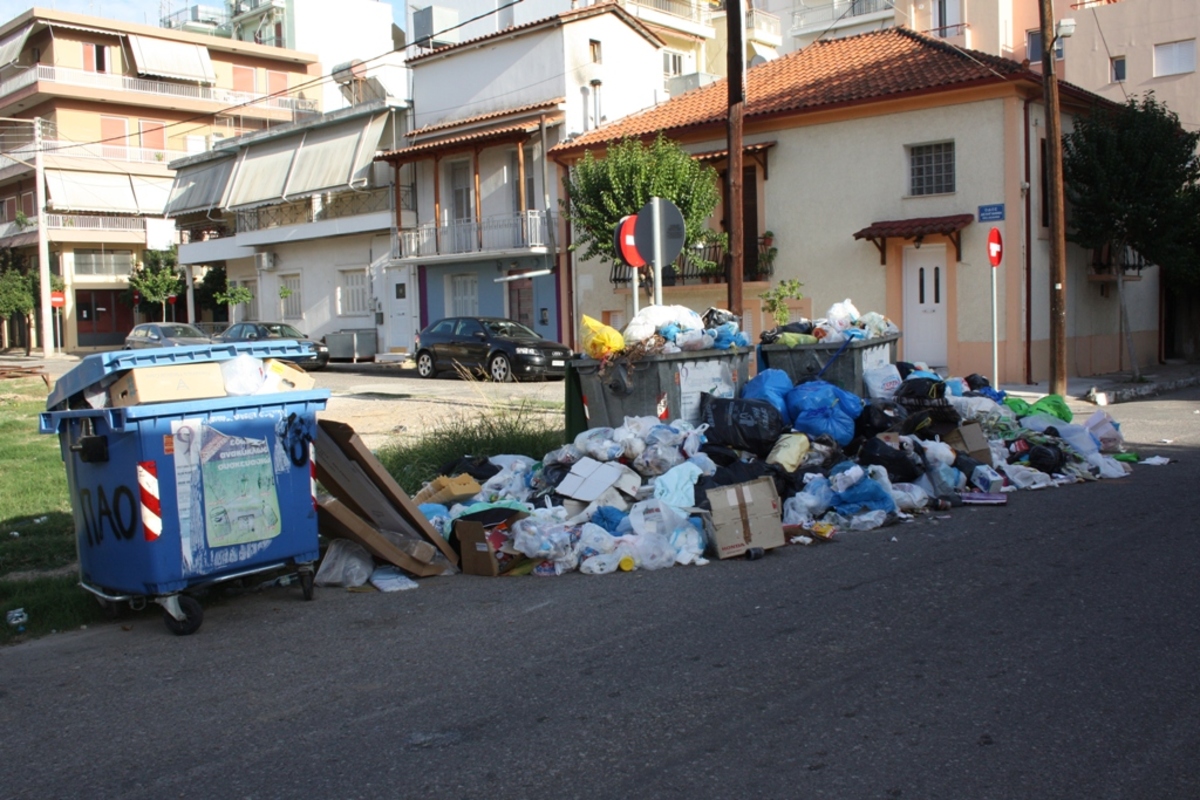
[582, 306, 751, 361]
[761, 298, 899, 346]
[377, 359, 1141, 581]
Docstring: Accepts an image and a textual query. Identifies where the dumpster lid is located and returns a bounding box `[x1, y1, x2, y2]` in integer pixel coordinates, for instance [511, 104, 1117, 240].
[47, 341, 320, 411]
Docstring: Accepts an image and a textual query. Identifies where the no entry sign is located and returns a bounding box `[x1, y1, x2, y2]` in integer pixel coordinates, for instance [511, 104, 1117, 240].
[987, 227, 1003, 267]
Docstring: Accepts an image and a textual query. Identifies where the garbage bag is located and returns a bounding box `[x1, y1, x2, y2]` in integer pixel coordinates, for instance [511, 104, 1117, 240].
[792, 474, 834, 518]
[857, 436, 924, 483]
[315, 539, 374, 588]
[574, 427, 625, 461]
[632, 442, 686, 477]
[1029, 394, 1073, 423]
[1028, 444, 1067, 474]
[1004, 397, 1032, 417]
[826, 298, 861, 331]
[620, 532, 676, 570]
[699, 393, 786, 457]
[785, 380, 863, 422]
[831, 475, 896, 517]
[1083, 410, 1124, 454]
[582, 315, 624, 359]
[766, 433, 810, 473]
[703, 307, 739, 328]
[741, 368, 793, 416]
[863, 364, 903, 399]
[856, 399, 907, 440]
[894, 377, 946, 401]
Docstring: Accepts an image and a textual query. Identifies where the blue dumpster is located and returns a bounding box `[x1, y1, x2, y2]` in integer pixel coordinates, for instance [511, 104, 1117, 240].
[41, 342, 330, 635]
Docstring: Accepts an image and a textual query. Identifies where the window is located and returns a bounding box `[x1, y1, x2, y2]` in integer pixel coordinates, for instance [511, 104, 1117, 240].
[455, 319, 483, 337]
[2, 197, 15, 221]
[83, 42, 108, 73]
[232, 65, 256, 93]
[509, 147, 536, 213]
[139, 120, 166, 158]
[430, 319, 455, 335]
[1027, 29, 1064, 62]
[450, 274, 478, 317]
[1154, 40, 1196, 77]
[20, 192, 34, 217]
[338, 269, 369, 316]
[663, 51, 684, 78]
[909, 142, 955, 196]
[74, 249, 134, 276]
[589, 39, 602, 64]
[280, 274, 302, 319]
[267, 70, 288, 98]
[1111, 56, 1126, 82]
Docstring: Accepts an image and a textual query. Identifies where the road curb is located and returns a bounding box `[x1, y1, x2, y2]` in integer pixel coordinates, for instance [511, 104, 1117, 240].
[1084, 374, 1200, 406]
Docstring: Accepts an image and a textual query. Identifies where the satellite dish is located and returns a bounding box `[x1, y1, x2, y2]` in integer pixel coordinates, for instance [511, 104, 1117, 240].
[749, 55, 767, 68]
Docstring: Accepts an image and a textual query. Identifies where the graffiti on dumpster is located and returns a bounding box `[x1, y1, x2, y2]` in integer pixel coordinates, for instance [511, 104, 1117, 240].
[78, 484, 138, 546]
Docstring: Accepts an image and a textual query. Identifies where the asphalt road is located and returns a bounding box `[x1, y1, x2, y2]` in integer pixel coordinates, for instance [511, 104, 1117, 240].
[3, 389, 1199, 799]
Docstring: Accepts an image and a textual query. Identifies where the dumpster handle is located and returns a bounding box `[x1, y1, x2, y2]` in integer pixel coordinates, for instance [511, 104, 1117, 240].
[815, 338, 855, 381]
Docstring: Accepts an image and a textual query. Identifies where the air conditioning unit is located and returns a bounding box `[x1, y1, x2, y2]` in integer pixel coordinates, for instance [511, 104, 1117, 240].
[255, 252, 276, 271]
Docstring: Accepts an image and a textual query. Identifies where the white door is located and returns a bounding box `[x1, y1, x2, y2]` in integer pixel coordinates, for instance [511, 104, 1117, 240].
[386, 264, 416, 353]
[902, 245, 948, 368]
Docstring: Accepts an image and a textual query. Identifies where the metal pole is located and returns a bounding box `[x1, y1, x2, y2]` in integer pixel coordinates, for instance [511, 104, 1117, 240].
[34, 117, 54, 357]
[991, 266, 999, 385]
[651, 198, 663, 306]
[725, 0, 745, 319]
[1040, 0, 1068, 395]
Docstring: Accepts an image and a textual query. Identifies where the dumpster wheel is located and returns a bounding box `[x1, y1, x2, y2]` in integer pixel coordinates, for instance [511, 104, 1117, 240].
[159, 594, 204, 636]
[299, 569, 315, 601]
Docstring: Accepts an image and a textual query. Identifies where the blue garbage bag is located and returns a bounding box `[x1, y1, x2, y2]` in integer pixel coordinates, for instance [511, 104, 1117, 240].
[710, 322, 738, 350]
[591, 506, 627, 534]
[785, 380, 863, 422]
[741, 368, 793, 416]
[793, 405, 856, 446]
[831, 476, 897, 517]
[660, 322, 681, 342]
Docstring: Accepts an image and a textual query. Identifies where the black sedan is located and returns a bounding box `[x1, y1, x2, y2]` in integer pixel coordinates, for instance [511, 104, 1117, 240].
[214, 322, 329, 370]
[414, 317, 571, 382]
[124, 323, 211, 349]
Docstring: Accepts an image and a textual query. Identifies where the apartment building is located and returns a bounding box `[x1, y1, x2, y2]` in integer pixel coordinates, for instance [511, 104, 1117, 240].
[0, 7, 319, 351]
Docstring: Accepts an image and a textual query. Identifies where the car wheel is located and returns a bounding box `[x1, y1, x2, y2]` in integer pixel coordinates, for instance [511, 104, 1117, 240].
[416, 351, 436, 379]
[489, 353, 513, 383]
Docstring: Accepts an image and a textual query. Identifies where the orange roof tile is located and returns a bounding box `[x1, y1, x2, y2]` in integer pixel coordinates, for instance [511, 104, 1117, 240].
[853, 214, 975, 241]
[409, 98, 566, 138]
[553, 27, 1034, 155]
[379, 116, 563, 161]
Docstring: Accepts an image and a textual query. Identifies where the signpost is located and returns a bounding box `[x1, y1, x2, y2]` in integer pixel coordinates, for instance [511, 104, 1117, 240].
[50, 291, 65, 353]
[988, 227, 1003, 387]
[633, 198, 686, 307]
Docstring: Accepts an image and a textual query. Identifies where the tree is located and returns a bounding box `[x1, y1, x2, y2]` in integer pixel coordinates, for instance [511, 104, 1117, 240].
[128, 246, 183, 321]
[0, 248, 63, 353]
[562, 134, 722, 271]
[1062, 93, 1200, 378]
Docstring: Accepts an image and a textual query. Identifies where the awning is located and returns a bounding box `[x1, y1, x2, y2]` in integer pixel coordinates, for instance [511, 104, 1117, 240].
[127, 34, 216, 84]
[283, 113, 388, 199]
[692, 141, 776, 177]
[0, 24, 31, 68]
[381, 119, 555, 164]
[164, 157, 234, 216]
[853, 213, 974, 264]
[45, 170, 138, 213]
[130, 175, 175, 215]
[225, 137, 297, 209]
[748, 41, 779, 64]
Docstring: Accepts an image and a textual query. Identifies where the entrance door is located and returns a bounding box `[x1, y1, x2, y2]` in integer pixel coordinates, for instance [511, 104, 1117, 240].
[902, 245, 948, 368]
[75, 289, 133, 347]
[387, 264, 416, 353]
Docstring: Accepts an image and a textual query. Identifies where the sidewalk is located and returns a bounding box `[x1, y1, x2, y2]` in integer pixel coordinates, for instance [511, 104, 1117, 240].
[1000, 360, 1200, 407]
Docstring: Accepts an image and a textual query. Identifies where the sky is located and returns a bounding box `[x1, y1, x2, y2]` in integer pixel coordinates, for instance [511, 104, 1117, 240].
[0, 1, 408, 30]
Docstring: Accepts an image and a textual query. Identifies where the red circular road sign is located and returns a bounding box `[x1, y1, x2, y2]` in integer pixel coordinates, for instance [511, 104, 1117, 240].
[619, 214, 645, 268]
[50, 291, 65, 308]
[987, 227, 1003, 268]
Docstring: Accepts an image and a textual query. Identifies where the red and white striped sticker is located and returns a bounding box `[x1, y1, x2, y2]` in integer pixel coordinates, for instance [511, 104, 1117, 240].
[136, 461, 162, 541]
[309, 443, 318, 511]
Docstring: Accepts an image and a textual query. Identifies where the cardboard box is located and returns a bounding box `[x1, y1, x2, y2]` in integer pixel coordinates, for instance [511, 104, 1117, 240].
[556, 457, 641, 502]
[453, 512, 527, 576]
[943, 420, 993, 466]
[257, 359, 315, 393]
[706, 477, 786, 559]
[109, 363, 226, 407]
[413, 473, 483, 505]
[317, 499, 446, 578]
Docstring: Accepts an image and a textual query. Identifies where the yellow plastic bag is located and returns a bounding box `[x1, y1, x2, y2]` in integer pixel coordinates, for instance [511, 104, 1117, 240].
[582, 315, 624, 359]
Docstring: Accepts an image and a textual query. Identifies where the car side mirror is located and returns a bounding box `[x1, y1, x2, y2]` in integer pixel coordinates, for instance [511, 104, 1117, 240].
[474, 331, 486, 340]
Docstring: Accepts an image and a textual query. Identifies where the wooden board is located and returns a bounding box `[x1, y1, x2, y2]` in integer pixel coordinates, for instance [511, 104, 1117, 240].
[317, 499, 445, 578]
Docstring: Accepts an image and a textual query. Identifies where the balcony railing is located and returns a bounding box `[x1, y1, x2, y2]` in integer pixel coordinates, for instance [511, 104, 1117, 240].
[747, 9, 782, 38]
[623, 0, 709, 25]
[397, 211, 555, 258]
[609, 238, 775, 287]
[235, 185, 404, 233]
[0, 65, 318, 116]
[45, 214, 147, 232]
[792, 0, 894, 31]
[160, 4, 230, 29]
[34, 139, 190, 165]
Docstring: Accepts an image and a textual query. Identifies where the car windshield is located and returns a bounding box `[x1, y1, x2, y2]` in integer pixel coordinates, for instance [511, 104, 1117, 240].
[484, 320, 538, 338]
[161, 325, 205, 338]
[264, 323, 307, 339]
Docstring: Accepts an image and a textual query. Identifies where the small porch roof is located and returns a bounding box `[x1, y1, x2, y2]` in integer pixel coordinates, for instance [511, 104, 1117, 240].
[853, 213, 974, 264]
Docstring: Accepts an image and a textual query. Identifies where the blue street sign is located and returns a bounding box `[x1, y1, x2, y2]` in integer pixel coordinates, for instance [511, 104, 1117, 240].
[979, 204, 1005, 222]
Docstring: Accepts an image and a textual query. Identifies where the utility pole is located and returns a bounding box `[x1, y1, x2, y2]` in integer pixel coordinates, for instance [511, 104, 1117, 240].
[1039, 0, 1067, 395]
[34, 117, 54, 357]
[725, 0, 745, 320]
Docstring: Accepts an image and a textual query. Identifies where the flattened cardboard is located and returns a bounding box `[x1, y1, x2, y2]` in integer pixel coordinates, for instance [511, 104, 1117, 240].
[257, 358, 315, 393]
[413, 474, 483, 506]
[943, 421, 993, 466]
[318, 419, 459, 566]
[556, 457, 623, 502]
[706, 477, 786, 559]
[317, 499, 445, 577]
[109, 363, 226, 407]
[452, 511, 527, 577]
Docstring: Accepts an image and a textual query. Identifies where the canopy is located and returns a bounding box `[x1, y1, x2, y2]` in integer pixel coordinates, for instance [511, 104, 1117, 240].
[164, 157, 234, 216]
[127, 34, 216, 84]
[0, 24, 31, 68]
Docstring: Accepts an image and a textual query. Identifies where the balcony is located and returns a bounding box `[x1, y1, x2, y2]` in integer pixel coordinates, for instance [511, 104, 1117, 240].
[624, 0, 709, 24]
[33, 139, 189, 166]
[609, 238, 776, 287]
[397, 211, 555, 259]
[792, 0, 894, 33]
[747, 9, 782, 43]
[0, 65, 318, 116]
[235, 185, 409, 234]
[1, 214, 148, 244]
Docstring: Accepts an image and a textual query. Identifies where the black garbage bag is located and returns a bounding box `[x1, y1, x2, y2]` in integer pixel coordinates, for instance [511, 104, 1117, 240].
[895, 377, 947, 401]
[699, 443, 743, 467]
[703, 307, 739, 329]
[1028, 444, 1066, 474]
[855, 399, 908, 439]
[857, 436, 924, 483]
[895, 361, 918, 380]
[953, 453, 985, 479]
[700, 393, 786, 458]
[437, 455, 501, 482]
[965, 373, 991, 391]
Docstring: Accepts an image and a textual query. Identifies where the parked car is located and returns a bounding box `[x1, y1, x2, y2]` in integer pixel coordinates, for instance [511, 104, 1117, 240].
[124, 323, 212, 350]
[414, 317, 571, 382]
[214, 322, 329, 370]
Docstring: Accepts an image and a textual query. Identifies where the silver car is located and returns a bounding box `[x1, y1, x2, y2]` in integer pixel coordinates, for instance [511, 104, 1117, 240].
[123, 323, 212, 349]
